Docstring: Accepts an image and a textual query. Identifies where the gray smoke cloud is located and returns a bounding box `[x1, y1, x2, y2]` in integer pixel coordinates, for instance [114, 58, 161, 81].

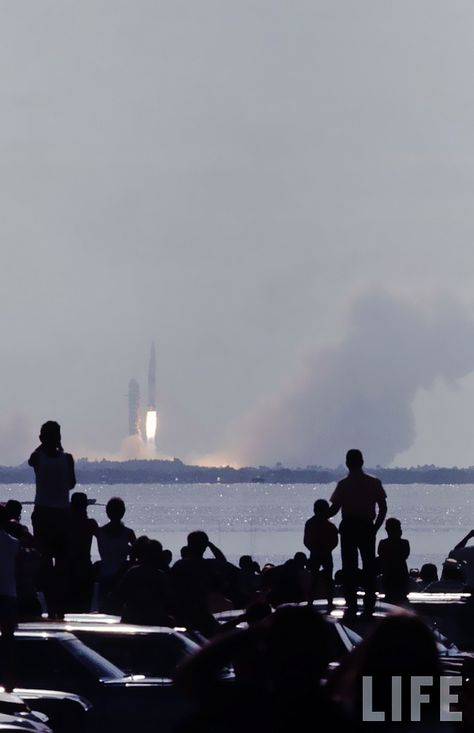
[0, 414, 36, 467]
[228, 292, 474, 468]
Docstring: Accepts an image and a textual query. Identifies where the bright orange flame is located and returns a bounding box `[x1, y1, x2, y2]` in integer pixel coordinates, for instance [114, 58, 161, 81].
[145, 410, 157, 442]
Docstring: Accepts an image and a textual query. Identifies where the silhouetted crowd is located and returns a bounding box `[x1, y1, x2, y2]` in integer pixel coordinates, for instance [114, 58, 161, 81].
[0, 422, 473, 728]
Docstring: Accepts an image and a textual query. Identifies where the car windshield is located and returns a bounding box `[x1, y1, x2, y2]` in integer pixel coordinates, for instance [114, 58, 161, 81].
[342, 626, 363, 646]
[74, 631, 199, 678]
[62, 638, 125, 680]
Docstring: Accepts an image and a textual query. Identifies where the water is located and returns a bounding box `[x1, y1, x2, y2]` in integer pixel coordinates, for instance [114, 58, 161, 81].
[2, 482, 473, 571]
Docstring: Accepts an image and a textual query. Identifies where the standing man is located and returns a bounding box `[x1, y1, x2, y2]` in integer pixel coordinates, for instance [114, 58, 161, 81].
[329, 449, 387, 619]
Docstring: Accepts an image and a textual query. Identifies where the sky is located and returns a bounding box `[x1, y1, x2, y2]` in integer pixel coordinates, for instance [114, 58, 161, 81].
[2, 1, 474, 468]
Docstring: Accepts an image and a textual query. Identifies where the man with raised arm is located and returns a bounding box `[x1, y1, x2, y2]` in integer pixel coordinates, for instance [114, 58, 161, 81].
[448, 530, 474, 590]
[329, 449, 387, 619]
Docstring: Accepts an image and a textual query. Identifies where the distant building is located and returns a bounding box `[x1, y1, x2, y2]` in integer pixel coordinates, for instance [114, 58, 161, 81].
[128, 378, 141, 436]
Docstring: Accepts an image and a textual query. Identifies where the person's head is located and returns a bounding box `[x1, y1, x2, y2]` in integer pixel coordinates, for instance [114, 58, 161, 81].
[313, 498, 330, 519]
[267, 605, 330, 691]
[419, 563, 438, 583]
[132, 535, 150, 563]
[245, 601, 272, 625]
[39, 421, 62, 451]
[336, 612, 442, 722]
[5, 500, 22, 522]
[385, 517, 402, 538]
[146, 539, 164, 567]
[106, 497, 126, 522]
[180, 545, 191, 560]
[187, 530, 209, 558]
[346, 449, 364, 471]
[239, 555, 254, 571]
[161, 548, 172, 569]
[293, 551, 307, 569]
[71, 492, 88, 513]
[441, 558, 465, 583]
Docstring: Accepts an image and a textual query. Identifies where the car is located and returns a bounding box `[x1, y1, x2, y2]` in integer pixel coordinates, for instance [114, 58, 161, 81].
[0, 693, 52, 733]
[3, 631, 195, 733]
[214, 605, 362, 665]
[10, 690, 91, 733]
[0, 712, 52, 733]
[18, 622, 201, 679]
[406, 589, 474, 651]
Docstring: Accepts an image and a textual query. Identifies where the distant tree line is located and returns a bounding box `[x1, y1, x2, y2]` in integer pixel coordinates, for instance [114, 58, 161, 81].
[2, 458, 474, 485]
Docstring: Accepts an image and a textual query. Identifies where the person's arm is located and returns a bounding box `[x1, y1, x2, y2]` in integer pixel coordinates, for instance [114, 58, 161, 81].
[373, 492, 387, 533]
[303, 520, 312, 551]
[328, 484, 342, 518]
[208, 541, 227, 563]
[91, 519, 99, 537]
[454, 530, 474, 550]
[127, 528, 137, 551]
[28, 449, 41, 469]
[403, 540, 410, 560]
[67, 454, 76, 490]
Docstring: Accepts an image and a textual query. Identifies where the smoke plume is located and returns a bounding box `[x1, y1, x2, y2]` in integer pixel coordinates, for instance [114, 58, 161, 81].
[0, 413, 36, 466]
[228, 292, 474, 467]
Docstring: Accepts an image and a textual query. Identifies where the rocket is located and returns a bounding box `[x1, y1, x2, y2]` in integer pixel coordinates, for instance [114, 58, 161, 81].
[148, 341, 156, 409]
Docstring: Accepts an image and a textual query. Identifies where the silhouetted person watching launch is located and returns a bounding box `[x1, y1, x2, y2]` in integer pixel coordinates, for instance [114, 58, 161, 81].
[97, 497, 136, 612]
[377, 517, 410, 604]
[28, 420, 76, 619]
[304, 499, 338, 609]
[66, 492, 99, 612]
[328, 449, 387, 619]
[0, 503, 19, 691]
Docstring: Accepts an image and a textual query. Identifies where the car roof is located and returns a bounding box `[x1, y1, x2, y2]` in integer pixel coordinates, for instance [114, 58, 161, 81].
[19, 623, 190, 637]
[13, 631, 77, 641]
[11, 689, 91, 711]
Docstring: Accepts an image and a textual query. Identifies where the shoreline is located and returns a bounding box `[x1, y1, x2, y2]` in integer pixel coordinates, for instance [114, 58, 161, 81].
[3, 459, 474, 485]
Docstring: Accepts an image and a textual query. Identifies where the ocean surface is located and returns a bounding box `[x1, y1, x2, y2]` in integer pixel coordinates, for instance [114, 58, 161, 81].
[2, 482, 473, 572]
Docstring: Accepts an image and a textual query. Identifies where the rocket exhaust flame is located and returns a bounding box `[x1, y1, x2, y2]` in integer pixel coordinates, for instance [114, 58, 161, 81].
[145, 410, 157, 443]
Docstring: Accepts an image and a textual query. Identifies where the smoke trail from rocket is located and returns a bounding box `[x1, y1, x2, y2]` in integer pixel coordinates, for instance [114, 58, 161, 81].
[225, 291, 474, 467]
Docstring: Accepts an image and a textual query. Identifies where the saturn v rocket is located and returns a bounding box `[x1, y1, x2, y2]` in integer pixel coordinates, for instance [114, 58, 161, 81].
[145, 342, 158, 444]
[127, 342, 158, 446]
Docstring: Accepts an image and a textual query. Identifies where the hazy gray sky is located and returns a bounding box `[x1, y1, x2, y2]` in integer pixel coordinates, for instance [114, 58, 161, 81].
[2, 1, 474, 467]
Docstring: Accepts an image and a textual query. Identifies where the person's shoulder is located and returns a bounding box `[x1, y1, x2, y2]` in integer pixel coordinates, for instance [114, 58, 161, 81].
[331, 477, 348, 495]
[1, 530, 19, 549]
[28, 448, 42, 467]
[363, 471, 381, 483]
[364, 472, 386, 492]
